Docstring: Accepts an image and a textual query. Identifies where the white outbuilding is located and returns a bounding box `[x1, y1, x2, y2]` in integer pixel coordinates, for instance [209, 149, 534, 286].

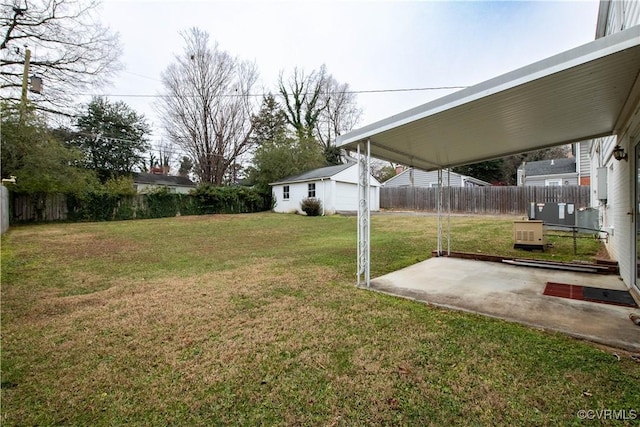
[270, 162, 380, 215]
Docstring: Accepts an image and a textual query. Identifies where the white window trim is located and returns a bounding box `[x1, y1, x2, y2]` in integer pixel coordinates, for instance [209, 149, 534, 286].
[545, 179, 563, 186]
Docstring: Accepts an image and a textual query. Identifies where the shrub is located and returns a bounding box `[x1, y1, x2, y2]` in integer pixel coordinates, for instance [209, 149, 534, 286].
[191, 185, 271, 214]
[300, 197, 322, 216]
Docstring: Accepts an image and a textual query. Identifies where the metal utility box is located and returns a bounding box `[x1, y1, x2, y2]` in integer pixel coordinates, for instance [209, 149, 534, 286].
[529, 202, 575, 227]
[597, 167, 608, 201]
[514, 220, 546, 250]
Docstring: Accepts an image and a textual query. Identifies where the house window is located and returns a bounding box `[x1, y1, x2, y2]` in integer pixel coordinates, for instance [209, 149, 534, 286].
[429, 182, 440, 188]
[283, 185, 290, 200]
[545, 179, 562, 187]
[308, 183, 316, 198]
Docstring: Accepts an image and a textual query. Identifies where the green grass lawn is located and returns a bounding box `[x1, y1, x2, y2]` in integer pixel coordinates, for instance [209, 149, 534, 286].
[1, 213, 638, 426]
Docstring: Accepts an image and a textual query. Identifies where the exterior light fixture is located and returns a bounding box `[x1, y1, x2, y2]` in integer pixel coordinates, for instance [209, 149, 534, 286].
[612, 145, 628, 161]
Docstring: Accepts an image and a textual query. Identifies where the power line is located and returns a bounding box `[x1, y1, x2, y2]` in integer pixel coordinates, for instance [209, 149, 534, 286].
[78, 85, 468, 99]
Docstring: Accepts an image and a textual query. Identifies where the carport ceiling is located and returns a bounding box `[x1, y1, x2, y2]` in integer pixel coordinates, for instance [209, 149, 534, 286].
[336, 25, 640, 171]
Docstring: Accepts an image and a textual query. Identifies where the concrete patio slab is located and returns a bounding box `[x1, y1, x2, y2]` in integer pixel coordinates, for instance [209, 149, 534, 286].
[369, 257, 640, 352]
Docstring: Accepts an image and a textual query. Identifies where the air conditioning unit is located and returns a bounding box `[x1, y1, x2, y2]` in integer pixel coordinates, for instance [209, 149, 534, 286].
[514, 220, 546, 251]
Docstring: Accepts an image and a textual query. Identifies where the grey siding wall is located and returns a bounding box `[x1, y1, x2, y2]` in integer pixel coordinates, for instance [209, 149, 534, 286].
[384, 169, 463, 187]
[578, 141, 590, 177]
[524, 175, 579, 187]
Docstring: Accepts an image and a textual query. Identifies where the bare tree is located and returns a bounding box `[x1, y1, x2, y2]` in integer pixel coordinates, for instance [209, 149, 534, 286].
[157, 28, 258, 185]
[278, 65, 328, 140]
[1, 0, 122, 116]
[315, 75, 362, 149]
[279, 65, 361, 164]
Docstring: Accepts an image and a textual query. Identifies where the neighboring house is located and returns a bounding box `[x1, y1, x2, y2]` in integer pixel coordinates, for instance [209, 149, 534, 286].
[270, 163, 380, 214]
[586, 1, 640, 299]
[133, 173, 196, 194]
[384, 167, 491, 188]
[517, 158, 577, 186]
[574, 140, 591, 185]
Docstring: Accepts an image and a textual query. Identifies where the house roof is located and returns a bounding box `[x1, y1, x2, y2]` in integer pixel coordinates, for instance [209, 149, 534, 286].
[270, 162, 355, 185]
[463, 175, 492, 186]
[519, 158, 576, 177]
[133, 173, 196, 187]
[336, 25, 640, 171]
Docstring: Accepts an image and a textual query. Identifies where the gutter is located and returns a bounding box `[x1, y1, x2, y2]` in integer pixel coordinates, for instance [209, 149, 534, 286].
[269, 176, 332, 186]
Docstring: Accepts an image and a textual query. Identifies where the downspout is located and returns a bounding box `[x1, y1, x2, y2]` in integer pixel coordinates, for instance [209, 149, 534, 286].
[321, 178, 326, 216]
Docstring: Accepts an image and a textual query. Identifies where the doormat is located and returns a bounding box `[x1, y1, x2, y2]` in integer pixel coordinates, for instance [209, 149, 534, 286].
[543, 282, 638, 308]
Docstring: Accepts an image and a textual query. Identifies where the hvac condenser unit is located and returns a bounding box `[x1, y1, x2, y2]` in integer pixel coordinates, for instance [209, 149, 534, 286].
[513, 220, 546, 251]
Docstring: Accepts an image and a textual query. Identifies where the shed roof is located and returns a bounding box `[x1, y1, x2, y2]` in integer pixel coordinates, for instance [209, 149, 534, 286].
[270, 163, 355, 185]
[519, 158, 576, 177]
[134, 173, 196, 187]
[336, 25, 640, 171]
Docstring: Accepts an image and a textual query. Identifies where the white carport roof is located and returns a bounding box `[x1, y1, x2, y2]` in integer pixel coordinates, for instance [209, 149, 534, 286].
[336, 25, 640, 171]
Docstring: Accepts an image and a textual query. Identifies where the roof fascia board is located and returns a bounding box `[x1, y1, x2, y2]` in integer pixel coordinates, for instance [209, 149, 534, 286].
[270, 176, 334, 186]
[526, 172, 579, 179]
[464, 177, 492, 185]
[334, 178, 381, 186]
[337, 25, 640, 149]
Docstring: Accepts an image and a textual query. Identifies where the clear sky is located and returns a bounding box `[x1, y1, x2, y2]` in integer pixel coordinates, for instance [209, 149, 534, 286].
[95, 0, 601, 146]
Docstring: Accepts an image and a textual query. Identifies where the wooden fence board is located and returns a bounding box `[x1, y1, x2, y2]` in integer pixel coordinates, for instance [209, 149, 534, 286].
[380, 186, 591, 215]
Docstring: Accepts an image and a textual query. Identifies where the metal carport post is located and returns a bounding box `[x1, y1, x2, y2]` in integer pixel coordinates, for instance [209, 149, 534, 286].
[436, 169, 452, 257]
[357, 140, 371, 287]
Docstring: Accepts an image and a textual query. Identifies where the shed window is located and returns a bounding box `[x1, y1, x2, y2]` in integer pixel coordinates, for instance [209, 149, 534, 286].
[283, 185, 290, 200]
[308, 183, 316, 198]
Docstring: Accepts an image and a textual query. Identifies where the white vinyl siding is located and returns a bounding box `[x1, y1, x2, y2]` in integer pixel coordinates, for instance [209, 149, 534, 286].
[599, 1, 640, 37]
[593, 2, 639, 289]
[271, 164, 380, 215]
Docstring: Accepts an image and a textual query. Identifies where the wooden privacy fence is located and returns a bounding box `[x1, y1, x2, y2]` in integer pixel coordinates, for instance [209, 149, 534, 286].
[9, 189, 271, 224]
[380, 186, 591, 215]
[12, 193, 69, 223]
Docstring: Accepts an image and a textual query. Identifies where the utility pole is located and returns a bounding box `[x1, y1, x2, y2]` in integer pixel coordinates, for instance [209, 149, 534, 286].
[19, 47, 31, 125]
